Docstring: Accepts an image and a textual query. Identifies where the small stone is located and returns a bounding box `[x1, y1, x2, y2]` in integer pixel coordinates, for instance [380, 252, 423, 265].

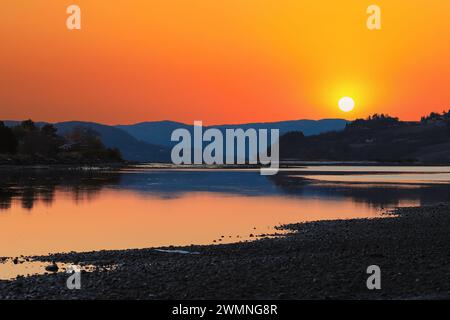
[45, 262, 59, 273]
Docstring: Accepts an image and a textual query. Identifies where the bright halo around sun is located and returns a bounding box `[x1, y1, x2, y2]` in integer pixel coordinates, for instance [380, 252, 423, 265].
[338, 97, 355, 112]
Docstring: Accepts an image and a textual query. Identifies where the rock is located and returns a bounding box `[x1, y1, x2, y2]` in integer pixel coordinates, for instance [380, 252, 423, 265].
[45, 262, 59, 273]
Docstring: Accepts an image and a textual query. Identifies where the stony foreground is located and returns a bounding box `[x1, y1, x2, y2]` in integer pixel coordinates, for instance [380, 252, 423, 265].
[1, 204, 450, 299]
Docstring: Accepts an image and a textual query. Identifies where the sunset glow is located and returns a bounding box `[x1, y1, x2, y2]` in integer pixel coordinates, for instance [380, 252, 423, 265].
[1, 0, 449, 124]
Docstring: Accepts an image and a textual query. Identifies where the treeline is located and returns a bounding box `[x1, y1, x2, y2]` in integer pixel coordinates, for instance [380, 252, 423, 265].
[420, 110, 450, 123]
[279, 111, 450, 163]
[0, 120, 122, 164]
[346, 113, 400, 130]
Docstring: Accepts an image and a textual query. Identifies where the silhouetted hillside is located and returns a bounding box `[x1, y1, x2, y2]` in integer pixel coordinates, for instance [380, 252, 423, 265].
[54, 122, 170, 162]
[279, 112, 450, 164]
[4, 120, 171, 162]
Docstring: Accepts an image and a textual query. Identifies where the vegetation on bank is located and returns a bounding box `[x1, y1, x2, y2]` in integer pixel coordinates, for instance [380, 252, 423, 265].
[279, 111, 450, 163]
[0, 120, 122, 165]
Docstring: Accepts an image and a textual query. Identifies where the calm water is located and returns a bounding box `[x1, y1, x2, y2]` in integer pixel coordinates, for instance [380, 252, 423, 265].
[1, 166, 450, 259]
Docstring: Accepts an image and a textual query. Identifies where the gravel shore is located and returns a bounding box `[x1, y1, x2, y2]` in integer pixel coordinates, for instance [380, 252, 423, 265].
[1, 204, 450, 300]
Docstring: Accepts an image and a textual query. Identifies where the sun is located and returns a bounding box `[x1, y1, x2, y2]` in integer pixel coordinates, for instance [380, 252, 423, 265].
[338, 97, 355, 112]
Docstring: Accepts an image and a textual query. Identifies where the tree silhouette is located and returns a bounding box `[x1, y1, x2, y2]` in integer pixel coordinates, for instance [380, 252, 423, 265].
[0, 121, 18, 153]
[0, 120, 122, 163]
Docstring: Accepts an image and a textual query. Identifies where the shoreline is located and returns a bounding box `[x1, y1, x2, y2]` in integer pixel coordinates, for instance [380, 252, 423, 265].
[2, 161, 450, 168]
[0, 163, 127, 169]
[1, 203, 450, 299]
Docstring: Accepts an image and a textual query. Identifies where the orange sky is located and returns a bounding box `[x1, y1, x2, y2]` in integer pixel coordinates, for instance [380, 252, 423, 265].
[0, 0, 449, 125]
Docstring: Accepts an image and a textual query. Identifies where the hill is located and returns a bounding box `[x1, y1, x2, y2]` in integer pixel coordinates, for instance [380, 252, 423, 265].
[116, 119, 349, 148]
[3, 118, 349, 163]
[278, 113, 450, 164]
[3, 120, 171, 162]
[53, 122, 170, 162]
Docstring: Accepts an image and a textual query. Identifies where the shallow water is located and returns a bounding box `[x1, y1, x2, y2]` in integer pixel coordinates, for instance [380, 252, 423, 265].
[0, 257, 98, 281]
[1, 166, 450, 260]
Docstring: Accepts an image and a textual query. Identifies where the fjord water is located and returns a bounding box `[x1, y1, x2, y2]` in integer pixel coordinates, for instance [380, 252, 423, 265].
[1, 166, 450, 257]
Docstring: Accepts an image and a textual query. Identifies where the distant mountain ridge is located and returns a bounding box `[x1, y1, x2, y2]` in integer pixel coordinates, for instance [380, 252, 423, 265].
[116, 119, 349, 148]
[3, 118, 349, 162]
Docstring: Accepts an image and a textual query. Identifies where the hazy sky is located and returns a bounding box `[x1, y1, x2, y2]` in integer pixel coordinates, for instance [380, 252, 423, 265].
[1, 0, 449, 124]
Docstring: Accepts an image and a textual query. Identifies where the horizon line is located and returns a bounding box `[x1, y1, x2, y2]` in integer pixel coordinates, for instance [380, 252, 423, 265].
[2, 117, 352, 127]
[1, 115, 433, 127]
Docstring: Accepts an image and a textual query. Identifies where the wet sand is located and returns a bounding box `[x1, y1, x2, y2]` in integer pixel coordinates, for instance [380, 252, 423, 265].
[1, 203, 450, 299]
